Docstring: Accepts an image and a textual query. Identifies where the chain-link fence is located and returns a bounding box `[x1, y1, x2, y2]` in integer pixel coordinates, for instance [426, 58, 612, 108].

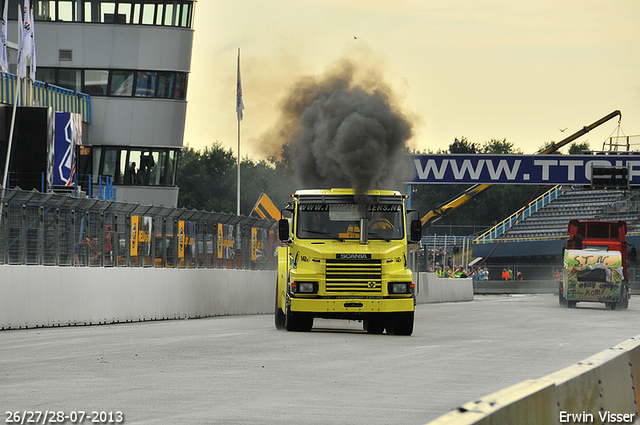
[0, 188, 278, 269]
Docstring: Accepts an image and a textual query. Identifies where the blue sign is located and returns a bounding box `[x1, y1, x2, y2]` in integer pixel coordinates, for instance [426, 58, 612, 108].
[53, 112, 82, 186]
[409, 154, 640, 185]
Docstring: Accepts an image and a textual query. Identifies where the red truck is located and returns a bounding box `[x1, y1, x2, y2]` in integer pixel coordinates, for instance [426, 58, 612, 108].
[559, 219, 630, 309]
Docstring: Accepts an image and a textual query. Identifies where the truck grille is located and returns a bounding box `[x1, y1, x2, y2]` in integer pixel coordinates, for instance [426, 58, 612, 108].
[325, 258, 382, 293]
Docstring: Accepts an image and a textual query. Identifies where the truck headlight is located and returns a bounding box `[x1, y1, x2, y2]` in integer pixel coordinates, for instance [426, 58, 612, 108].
[294, 282, 318, 293]
[389, 282, 410, 294]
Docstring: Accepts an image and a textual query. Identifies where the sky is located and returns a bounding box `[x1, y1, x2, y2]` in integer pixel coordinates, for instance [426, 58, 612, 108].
[183, 0, 640, 160]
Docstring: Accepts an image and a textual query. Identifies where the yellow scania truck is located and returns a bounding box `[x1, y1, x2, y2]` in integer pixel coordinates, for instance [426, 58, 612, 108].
[274, 188, 422, 335]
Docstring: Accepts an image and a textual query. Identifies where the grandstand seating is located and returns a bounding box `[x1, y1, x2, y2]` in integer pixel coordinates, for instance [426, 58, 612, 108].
[471, 187, 640, 279]
[496, 188, 636, 242]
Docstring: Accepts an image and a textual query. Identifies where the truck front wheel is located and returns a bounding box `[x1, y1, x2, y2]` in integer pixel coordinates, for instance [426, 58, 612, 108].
[274, 279, 285, 330]
[387, 312, 414, 336]
[285, 303, 313, 332]
[364, 316, 385, 334]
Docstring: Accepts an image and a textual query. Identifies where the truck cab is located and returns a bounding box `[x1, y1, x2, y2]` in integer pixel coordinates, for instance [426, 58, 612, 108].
[275, 189, 421, 335]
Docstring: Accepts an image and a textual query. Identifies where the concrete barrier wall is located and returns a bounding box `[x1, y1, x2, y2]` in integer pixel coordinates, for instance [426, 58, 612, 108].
[474, 280, 640, 296]
[473, 279, 558, 294]
[426, 335, 640, 425]
[0, 266, 276, 329]
[416, 273, 474, 304]
[0, 267, 473, 330]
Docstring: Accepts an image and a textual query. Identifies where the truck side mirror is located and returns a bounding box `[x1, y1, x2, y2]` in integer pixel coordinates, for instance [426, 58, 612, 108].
[408, 220, 421, 243]
[278, 218, 290, 242]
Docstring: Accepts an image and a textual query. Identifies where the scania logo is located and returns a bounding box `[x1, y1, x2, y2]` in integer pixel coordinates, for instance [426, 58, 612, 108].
[368, 282, 376, 288]
[337, 253, 371, 259]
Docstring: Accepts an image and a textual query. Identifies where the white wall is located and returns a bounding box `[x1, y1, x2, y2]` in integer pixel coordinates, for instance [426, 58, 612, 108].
[114, 185, 179, 208]
[416, 272, 474, 304]
[0, 266, 275, 329]
[0, 268, 473, 330]
[34, 22, 194, 71]
[89, 98, 186, 147]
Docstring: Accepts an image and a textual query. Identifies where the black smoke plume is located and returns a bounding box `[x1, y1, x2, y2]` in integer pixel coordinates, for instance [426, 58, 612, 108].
[263, 59, 413, 196]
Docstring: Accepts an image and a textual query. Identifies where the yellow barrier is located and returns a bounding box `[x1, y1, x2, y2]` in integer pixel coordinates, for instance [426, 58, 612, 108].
[425, 335, 640, 425]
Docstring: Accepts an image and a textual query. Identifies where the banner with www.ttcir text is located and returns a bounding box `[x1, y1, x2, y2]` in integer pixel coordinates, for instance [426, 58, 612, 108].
[408, 154, 640, 185]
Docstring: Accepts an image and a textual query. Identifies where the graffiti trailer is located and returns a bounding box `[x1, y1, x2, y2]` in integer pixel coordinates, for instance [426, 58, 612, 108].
[560, 220, 630, 310]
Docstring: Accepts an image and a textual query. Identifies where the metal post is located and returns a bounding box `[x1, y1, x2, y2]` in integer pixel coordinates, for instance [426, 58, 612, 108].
[161, 217, 167, 268]
[112, 213, 118, 267]
[20, 204, 26, 264]
[432, 234, 436, 269]
[99, 211, 105, 267]
[125, 213, 131, 267]
[443, 237, 447, 269]
[38, 205, 44, 265]
[53, 207, 59, 266]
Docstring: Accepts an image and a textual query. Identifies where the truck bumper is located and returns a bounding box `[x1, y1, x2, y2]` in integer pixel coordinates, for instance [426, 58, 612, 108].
[290, 297, 414, 314]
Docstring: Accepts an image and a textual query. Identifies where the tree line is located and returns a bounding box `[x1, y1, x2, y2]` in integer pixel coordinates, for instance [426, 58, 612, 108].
[177, 138, 590, 235]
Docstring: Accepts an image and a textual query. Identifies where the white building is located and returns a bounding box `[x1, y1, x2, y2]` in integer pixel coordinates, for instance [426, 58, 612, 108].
[4, 0, 195, 207]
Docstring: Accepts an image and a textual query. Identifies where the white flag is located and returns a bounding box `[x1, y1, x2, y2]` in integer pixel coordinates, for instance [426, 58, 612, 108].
[0, 0, 8, 73]
[29, 5, 35, 80]
[16, 0, 32, 79]
[236, 48, 244, 121]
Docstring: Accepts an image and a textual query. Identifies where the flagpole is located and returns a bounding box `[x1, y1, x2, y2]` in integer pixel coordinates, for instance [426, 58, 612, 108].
[3, 0, 29, 221]
[3, 1, 32, 220]
[237, 117, 240, 216]
[236, 48, 244, 216]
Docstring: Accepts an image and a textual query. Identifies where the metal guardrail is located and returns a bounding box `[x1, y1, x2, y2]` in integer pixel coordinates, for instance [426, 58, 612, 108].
[421, 234, 466, 247]
[0, 188, 277, 269]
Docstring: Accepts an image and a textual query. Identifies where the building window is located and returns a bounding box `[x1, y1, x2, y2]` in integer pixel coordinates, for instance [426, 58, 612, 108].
[38, 68, 56, 85]
[135, 71, 156, 97]
[141, 3, 155, 25]
[36, 67, 187, 100]
[84, 70, 109, 95]
[57, 0, 78, 21]
[99, 147, 180, 186]
[58, 68, 82, 92]
[109, 70, 134, 96]
[35, 1, 54, 21]
[25, 0, 195, 28]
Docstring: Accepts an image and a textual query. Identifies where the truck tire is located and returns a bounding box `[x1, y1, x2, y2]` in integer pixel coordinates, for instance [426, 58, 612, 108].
[558, 283, 567, 306]
[567, 300, 576, 308]
[364, 316, 385, 334]
[387, 312, 414, 336]
[619, 284, 629, 310]
[285, 304, 313, 332]
[274, 279, 285, 330]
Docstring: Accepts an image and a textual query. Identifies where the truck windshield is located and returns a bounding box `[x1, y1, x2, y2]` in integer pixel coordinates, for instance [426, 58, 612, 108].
[296, 203, 404, 240]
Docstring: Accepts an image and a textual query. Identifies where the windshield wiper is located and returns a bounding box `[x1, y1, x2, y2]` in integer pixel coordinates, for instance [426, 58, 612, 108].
[301, 229, 343, 241]
[367, 232, 391, 242]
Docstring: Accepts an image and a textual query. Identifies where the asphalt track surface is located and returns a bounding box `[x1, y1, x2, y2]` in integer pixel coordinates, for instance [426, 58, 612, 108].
[2, 294, 640, 425]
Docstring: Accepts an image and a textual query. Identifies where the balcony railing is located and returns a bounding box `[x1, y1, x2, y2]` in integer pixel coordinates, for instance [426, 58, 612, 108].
[474, 185, 562, 244]
[0, 72, 91, 123]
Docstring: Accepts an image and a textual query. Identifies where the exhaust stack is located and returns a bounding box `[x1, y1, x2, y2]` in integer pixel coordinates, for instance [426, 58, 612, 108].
[360, 218, 368, 244]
